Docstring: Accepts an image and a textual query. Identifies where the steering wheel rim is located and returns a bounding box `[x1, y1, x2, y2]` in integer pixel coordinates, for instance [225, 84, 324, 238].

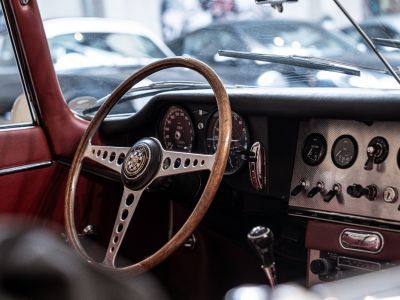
[65, 57, 232, 274]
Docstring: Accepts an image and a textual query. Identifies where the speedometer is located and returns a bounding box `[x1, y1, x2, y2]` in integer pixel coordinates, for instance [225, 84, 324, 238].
[160, 106, 194, 152]
[206, 111, 249, 175]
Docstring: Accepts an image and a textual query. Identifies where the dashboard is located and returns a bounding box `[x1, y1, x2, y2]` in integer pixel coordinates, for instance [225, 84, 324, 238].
[101, 87, 400, 286]
[289, 119, 400, 226]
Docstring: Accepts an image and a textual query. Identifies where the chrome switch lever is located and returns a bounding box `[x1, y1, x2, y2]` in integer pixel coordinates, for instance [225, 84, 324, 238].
[248, 142, 266, 191]
[248, 226, 277, 288]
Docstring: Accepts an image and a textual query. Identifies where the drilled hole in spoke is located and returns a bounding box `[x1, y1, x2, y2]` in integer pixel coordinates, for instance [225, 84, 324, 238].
[110, 247, 115, 253]
[193, 159, 198, 166]
[103, 151, 108, 159]
[92, 149, 95, 155]
[109, 152, 116, 162]
[201, 160, 205, 166]
[126, 194, 134, 206]
[97, 150, 102, 157]
[121, 209, 129, 220]
[163, 157, 171, 170]
[113, 236, 119, 244]
[117, 224, 123, 233]
[117, 153, 125, 165]
[184, 159, 190, 168]
[174, 158, 181, 168]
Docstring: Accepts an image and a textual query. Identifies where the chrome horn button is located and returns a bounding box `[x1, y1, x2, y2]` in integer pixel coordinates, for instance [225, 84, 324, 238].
[121, 138, 162, 190]
[123, 143, 151, 179]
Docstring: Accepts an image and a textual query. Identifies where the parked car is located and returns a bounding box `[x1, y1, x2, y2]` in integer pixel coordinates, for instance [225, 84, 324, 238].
[341, 14, 400, 49]
[4, 0, 400, 299]
[0, 17, 182, 115]
[168, 20, 399, 88]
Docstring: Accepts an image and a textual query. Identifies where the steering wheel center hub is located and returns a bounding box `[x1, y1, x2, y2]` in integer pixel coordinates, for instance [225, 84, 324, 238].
[121, 138, 162, 190]
[123, 143, 151, 178]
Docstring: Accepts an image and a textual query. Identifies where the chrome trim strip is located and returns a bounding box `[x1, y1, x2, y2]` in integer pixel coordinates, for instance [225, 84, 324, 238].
[0, 125, 35, 132]
[0, 161, 52, 176]
[339, 228, 384, 254]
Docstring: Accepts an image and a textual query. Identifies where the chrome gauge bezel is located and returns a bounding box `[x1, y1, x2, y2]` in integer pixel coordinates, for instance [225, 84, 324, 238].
[302, 133, 327, 166]
[205, 110, 250, 175]
[331, 135, 358, 169]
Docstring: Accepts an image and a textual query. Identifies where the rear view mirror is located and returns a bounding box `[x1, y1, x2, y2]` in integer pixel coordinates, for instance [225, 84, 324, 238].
[255, 0, 298, 12]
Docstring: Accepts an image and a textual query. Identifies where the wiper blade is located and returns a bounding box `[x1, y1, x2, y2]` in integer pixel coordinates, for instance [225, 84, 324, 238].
[373, 38, 400, 49]
[218, 50, 361, 76]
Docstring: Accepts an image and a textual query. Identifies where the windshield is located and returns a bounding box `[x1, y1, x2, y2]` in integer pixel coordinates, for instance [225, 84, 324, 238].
[35, 0, 400, 114]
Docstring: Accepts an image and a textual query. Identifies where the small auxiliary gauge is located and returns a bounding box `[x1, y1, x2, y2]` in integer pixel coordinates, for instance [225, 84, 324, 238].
[331, 135, 358, 169]
[302, 133, 327, 166]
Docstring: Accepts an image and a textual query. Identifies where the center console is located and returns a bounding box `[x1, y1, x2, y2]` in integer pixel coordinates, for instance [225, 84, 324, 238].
[288, 119, 400, 286]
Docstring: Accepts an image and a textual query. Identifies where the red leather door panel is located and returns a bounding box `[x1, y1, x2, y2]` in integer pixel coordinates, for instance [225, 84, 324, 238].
[0, 126, 61, 222]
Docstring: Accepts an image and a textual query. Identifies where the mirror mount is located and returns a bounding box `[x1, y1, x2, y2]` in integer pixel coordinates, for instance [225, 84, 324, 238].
[255, 0, 298, 13]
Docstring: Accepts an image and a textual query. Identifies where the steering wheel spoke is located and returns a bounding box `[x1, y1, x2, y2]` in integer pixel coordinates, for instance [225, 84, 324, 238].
[157, 150, 215, 178]
[103, 187, 143, 267]
[84, 144, 130, 173]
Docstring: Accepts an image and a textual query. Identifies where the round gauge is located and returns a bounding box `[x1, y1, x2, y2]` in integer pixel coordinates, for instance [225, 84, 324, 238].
[160, 106, 194, 152]
[302, 133, 327, 166]
[206, 111, 249, 175]
[331, 135, 358, 169]
[397, 148, 400, 169]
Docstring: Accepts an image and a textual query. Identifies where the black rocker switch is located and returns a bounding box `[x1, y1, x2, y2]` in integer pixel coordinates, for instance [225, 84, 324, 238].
[307, 181, 325, 198]
[323, 183, 342, 202]
[248, 226, 277, 288]
[347, 184, 378, 201]
[291, 179, 309, 196]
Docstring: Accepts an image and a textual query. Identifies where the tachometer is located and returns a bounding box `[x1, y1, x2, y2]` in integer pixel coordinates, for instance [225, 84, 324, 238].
[206, 111, 249, 174]
[160, 106, 194, 152]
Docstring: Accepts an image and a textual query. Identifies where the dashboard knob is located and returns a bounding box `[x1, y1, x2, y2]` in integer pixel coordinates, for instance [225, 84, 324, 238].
[364, 137, 389, 170]
[347, 184, 377, 201]
[291, 179, 309, 196]
[310, 258, 334, 276]
[323, 183, 341, 202]
[383, 186, 398, 203]
[307, 181, 324, 198]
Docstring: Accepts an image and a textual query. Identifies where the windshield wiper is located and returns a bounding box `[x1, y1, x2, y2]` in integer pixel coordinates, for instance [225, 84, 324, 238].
[218, 50, 361, 76]
[372, 38, 400, 50]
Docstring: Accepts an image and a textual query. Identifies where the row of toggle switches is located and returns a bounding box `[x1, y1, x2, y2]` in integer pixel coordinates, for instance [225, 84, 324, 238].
[291, 179, 398, 203]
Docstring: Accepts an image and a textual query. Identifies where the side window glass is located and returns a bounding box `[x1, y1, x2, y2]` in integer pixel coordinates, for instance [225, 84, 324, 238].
[0, 29, 33, 126]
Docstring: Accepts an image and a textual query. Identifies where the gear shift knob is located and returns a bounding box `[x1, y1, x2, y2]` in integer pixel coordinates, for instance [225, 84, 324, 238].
[248, 226, 277, 288]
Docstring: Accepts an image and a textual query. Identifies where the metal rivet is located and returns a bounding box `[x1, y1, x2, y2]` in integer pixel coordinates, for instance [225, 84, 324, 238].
[20, 0, 30, 5]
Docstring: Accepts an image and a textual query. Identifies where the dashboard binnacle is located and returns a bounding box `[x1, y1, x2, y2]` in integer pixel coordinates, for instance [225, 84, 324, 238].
[158, 105, 251, 175]
[290, 119, 400, 226]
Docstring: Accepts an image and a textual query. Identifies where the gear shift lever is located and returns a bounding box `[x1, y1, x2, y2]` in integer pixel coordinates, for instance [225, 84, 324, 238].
[248, 226, 277, 288]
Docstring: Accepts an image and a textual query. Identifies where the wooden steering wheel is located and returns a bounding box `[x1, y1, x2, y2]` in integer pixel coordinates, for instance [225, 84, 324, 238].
[65, 57, 232, 274]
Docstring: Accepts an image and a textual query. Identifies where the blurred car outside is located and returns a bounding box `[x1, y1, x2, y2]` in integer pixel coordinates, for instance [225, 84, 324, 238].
[0, 17, 188, 117]
[168, 19, 400, 89]
[341, 14, 400, 53]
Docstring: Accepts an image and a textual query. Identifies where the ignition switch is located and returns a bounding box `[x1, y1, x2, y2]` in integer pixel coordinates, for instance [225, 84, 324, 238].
[364, 137, 389, 170]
